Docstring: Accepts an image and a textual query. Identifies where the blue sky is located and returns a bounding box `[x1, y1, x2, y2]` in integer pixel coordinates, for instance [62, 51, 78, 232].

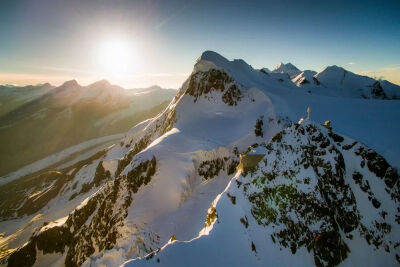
[0, 0, 399, 88]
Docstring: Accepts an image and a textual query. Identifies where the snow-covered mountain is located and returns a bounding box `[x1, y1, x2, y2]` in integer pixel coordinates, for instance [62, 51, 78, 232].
[129, 121, 400, 267]
[0, 81, 176, 176]
[267, 62, 400, 100]
[1, 51, 400, 267]
[311, 65, 399, 99]
[272, 62, 302, 77]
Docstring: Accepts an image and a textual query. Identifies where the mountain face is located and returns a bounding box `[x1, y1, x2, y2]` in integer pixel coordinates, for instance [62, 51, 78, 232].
[0, 83, 55, 117]
[0, 81, 176, 177]
[129, 121, 400, 267]
[312, 65, 400, 99]
[272, 62, 302, 77]
[291, 70, 318, 86]
[1, 51, 400, 267]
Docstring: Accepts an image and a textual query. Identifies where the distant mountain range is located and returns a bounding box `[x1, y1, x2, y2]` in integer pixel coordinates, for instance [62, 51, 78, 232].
[1, 52, 400, 267]
[0, 81, 176, 176]
[264, 62, 399, 99]
[0, 83, 55, 117]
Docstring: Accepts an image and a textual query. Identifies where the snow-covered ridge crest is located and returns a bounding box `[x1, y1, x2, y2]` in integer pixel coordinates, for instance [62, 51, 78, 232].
[195, 50, 400, 100]
[195, 51, 271, 88]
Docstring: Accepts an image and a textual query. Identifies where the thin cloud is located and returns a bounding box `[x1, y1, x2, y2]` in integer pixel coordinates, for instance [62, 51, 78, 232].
[346, 62, 356, 65]
[24, 64, 99, 75]
[154, 3, 190, 30]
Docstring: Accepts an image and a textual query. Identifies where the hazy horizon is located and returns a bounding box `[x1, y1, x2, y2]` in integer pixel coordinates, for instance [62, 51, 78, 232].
[1, 54, 400, 89]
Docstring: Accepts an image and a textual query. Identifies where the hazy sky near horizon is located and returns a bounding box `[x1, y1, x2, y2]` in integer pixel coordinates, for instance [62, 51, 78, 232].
[0, 0, 399, 88]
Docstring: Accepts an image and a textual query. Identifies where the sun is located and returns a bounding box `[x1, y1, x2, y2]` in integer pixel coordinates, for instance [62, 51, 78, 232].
[96, 38, 134, 77]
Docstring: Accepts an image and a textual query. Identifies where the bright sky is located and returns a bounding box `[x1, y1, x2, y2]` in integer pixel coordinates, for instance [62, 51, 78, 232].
[0, 0, 399, 88]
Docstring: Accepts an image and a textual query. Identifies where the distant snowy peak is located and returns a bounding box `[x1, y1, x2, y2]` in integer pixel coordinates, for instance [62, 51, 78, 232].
[61, 79, 79, 88]
[272, 62, 301, 77]
[314, 66, 400, 99]
[314, 65, 349, 86]
[90, 79, 112, 88]
[128, 85, 170, 95]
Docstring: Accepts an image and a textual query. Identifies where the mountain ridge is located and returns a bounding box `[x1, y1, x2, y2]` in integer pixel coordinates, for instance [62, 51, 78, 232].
[1, 51, 400, 267]
[0, 81, 176, 177]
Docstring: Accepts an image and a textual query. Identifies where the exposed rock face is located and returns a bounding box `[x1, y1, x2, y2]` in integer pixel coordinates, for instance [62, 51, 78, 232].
[239, 122, 399, 266]
[0, 149, 109, 220]
[186, 69, 243, 106]
[254, 116, 264, 137]
[370, 81, 388, 99]
[118, 120, 399, 267]
[197, 155, 239, 180]
[7, 157, 158, 267]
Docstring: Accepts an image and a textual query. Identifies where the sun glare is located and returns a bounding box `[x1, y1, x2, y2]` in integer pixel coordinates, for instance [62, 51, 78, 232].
[96, 38, 135, 77]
